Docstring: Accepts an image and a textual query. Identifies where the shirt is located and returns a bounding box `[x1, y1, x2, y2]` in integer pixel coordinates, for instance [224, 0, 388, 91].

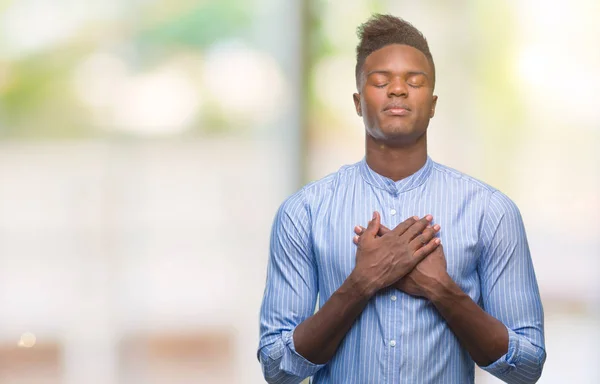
[258, 156, 546, 384]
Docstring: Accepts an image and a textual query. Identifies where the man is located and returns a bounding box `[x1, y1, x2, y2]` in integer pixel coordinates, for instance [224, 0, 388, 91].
[258, 14, 546, 384]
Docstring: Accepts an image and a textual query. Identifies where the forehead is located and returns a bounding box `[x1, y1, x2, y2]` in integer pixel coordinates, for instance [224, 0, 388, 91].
[363, 44, 431, 75]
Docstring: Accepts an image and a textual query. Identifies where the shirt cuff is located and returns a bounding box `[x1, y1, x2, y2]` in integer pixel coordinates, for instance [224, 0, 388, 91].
[480, 327, 520, 375]
[279, 329, 326, 378]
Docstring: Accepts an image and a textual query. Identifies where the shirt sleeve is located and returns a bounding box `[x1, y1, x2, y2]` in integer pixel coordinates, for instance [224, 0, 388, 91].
[258, 190, 325, 384]
[477, 191, 547, 383]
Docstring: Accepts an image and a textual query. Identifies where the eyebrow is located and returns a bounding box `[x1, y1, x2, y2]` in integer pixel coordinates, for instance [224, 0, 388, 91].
[366, 70, 429, 79]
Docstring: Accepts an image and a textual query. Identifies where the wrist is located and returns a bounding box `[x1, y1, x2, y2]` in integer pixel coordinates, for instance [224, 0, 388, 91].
[423, 273, 456, 302]
[347, 270, 378, 299]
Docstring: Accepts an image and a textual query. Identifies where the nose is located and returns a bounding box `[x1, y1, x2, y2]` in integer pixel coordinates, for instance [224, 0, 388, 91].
[388, 77, 408, 98]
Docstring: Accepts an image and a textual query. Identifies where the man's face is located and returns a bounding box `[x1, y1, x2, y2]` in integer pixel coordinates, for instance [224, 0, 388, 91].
[353, 44, 437, 145]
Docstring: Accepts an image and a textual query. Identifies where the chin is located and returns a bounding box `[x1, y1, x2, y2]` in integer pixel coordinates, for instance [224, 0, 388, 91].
[382, 125, 414, 138]
[374, 126, 426, 146]
[367, 123, 424, 143]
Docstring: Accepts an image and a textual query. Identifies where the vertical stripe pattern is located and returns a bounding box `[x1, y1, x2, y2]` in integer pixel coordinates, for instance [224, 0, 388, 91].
[258, 157, 546, 384]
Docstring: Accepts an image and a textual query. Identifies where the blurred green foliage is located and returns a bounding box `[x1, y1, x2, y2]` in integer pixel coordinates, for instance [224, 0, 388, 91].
[0, 0, 251, 139]
[139, 0, 251, 50]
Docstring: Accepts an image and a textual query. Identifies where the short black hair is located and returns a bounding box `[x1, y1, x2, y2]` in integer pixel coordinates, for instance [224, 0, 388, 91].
[355, 14, 435, 88]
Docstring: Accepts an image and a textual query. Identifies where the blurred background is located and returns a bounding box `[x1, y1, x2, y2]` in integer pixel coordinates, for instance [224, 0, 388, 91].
[0, 0, 598, 383]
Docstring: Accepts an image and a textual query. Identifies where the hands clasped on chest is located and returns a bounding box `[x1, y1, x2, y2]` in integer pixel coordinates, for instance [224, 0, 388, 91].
[352, 211, 448, 299]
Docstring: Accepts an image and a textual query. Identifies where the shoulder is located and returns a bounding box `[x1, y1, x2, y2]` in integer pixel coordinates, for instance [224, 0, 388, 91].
[277, 160, 362, 220]
[430, 160, 522, 217]
[286, 161, 362, 208]
[430, 161, 498, 194]
[302, 161, 362, 198]
[487, 189, 523, 223]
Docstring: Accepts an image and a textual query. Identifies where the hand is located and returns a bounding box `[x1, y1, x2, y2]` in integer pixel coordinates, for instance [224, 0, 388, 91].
[352, 212, 441, 296]
[394, 244, 447, 298]
[354, 220, 446, 298]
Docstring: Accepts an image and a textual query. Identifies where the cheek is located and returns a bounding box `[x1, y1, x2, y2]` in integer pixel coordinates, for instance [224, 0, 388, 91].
[417, 98, 434, 116]
[363, 93, 384, 117]
[360, 100, 376, 120]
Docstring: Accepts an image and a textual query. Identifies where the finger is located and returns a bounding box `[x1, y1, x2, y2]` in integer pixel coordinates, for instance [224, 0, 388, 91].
[356, 223, 391, 237]
[409, 223, 441, 250]
[390, 216, 419, 236]
[412, 238, 441, 264]
[402, 215, 433, 241]
[353, 235, 359, 245]
[378, 224, 391, 236]
[358, 211, 381, 241]
[363, 211, 381, 238]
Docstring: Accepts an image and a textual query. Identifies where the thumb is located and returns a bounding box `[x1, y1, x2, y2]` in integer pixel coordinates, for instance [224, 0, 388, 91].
[364, 211, 381, 238]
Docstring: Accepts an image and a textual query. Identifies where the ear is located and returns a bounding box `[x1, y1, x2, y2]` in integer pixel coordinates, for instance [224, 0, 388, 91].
[353, 93, 362, 116]
[430, 95, 438, 118]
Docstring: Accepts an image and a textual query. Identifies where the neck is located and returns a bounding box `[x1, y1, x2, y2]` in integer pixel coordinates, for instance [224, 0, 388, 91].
[365, 133, 428, 182]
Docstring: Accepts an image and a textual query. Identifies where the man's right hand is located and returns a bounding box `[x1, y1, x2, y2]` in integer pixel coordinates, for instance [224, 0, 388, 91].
[351, 211, 441, 296]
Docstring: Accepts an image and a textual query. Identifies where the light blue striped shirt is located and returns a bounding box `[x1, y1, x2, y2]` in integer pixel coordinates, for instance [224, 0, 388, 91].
[258, 157, 546, 383]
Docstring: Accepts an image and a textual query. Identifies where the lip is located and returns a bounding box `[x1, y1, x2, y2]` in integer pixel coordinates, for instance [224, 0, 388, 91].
[383, 103, 411, 116]
[384, 108, 410, 116]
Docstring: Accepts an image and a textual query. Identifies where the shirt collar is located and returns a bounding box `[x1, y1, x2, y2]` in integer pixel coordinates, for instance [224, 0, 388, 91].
[359, 156, 434, 196]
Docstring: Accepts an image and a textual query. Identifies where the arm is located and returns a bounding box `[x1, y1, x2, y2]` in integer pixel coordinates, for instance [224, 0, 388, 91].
[354, 226, 508, 364]
[259, 197, 439, 384]
[474, 191, 546, 382]
[396, 246, 510, 367]
[258, 192, 324, 384]
[393, 192, 545, 383]
[294, 213, 440, 365]
[426, 271, 509, 365]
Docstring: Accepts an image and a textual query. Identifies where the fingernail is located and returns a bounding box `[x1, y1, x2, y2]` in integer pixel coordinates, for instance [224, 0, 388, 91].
[434, 224, 440, 231]
[435, 238, 441, 244]
[412, 216, 419, 220]
[373, 212, 376, 220]
[354, 235, 359, 242]
[426, 215, 433, 221]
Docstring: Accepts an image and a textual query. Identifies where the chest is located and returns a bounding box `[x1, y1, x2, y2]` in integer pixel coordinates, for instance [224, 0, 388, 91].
[311, 193, 482, 294]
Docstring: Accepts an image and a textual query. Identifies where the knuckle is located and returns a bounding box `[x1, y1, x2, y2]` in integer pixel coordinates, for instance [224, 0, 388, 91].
[402, 219, 415, 229]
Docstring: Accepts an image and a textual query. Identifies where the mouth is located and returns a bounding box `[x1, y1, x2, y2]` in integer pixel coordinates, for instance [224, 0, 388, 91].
[383, 103, 411, 116]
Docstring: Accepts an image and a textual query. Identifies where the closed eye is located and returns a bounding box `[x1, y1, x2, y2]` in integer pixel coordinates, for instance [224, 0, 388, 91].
[374, 83, 388, 88]
[407, 74, 427, 88]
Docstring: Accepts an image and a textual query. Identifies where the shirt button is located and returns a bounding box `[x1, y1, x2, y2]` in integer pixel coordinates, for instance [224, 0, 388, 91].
[391, 295, 397, 301]
[390, 209, 397, 216]
[390, 340, 396, 347]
